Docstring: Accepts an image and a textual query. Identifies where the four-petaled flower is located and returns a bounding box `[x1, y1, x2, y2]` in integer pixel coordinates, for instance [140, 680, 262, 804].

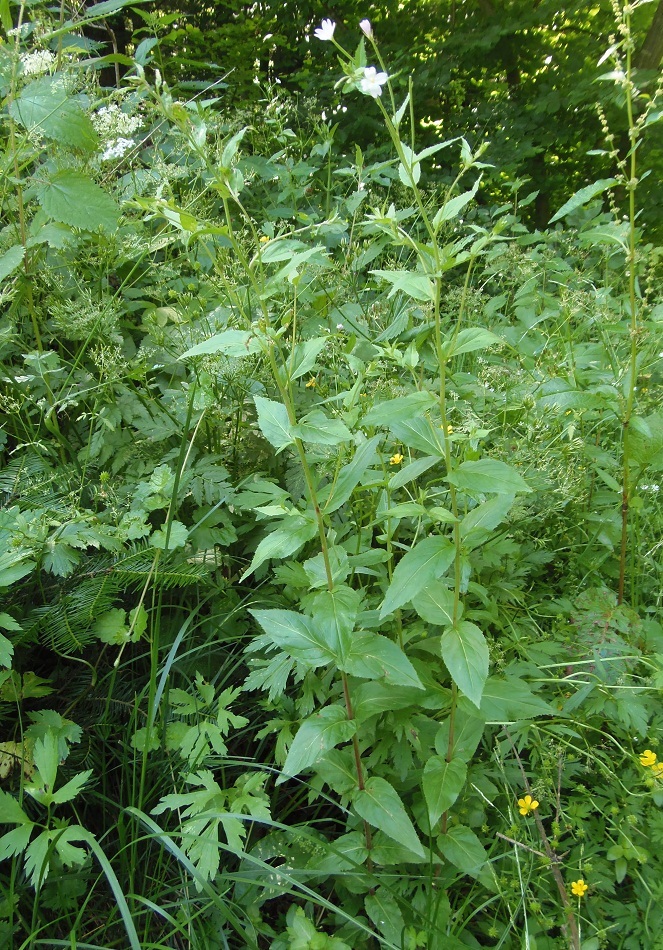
[314, 19, 336, 41]
[389, 453, 404, 465]
[360, 66, 388, 98]
[518, 794, 539, 816]
[359, 19, 373, 38]
[571, 879, 588, 898]
[305, 377, 317, 388]
[639, 749, 657, 767]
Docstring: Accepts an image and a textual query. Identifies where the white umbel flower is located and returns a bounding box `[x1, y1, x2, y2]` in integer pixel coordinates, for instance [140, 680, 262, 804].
[20, 50, 56, 77]
[100, 137, 135, 161]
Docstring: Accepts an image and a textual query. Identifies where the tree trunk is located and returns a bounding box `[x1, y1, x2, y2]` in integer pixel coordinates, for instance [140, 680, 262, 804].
[636, 0, 663, 70]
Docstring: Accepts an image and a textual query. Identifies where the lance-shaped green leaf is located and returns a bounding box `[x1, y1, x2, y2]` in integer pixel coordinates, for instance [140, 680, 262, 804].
[380, 536, 455, 618]
[242, 512, 318, 579]
[250, 608, 338, 667]
[0, 245, 25, 283]
[411, 584, 457, 627]
[389, 455, 439, 490]
[388, 416, 446, 458]
[365, 887, 406, 945]
[291, 410, 352, 446]
[307, 585, 360, 664]
[253, 395, 294, 452]
[37, 170, 120, 232]
[354, 777, 425, 858]
[480, 676, 555, 721]
[423, 755, 467, 827]
[370, 269, 435, 303]
[0, 790, 31, 827]
[459, 494, 516, 549]
[341, 632, 423, 689]
[362, 391, 437, 427]
[433, 175, 481, 228]
[278, 705, 356, 784]
[435, 698, 485, 762]
[440, 621, 489, 709]
[446, 459, 531, 495]
[438, 824, 488, 878]
[180, 329, 262, 360]
[320, 435, 381, 513]
[549, 178, 617, 224]
[441, 326, 501, 359]
[288, 337, 328, 380]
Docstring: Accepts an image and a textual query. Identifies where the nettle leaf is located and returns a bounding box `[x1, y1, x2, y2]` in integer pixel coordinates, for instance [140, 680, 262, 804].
[438, 824, 488, 878]
[353, 776, 424, 858]
[10, 77, 98, 150]
[291, 410, 352, 446]
[180, 329, 262, 360]
[380, 536, 455, 618]
[250, 608, 338, 667]
[253, 395, 294, 452]
[278, 705, 356, 783]
[37, 170, 120, 232]
[341, 633, 423, 689]
[0, 245, 25, 282]
[440, 621, 489, 708]
[446, 459, 531, 496]
[423, 755, 467, 827]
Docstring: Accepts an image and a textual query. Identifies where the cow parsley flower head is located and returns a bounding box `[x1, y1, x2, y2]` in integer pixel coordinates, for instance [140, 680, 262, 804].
[359, 65, 388, 98]
[20, 50, 56, 77]
[100, 137, 135, 162]
[314, 19, 336, 41]
[359, 19, 373, 38]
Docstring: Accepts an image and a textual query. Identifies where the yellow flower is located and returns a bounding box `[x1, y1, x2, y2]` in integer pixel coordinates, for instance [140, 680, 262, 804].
[305, 377, 316, 389]
[651, 762, 663, 778]
[440, 423, 453, 434]
[389, 453, 404, 466]
[639, 749, 657, 767]
[570, 879, 588, 898]
[518, 794, 539, 816]
[259, 235, 270, 243]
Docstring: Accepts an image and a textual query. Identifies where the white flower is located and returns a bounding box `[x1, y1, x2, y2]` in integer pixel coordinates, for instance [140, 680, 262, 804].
[92, 104, 142, 140]
[359, 66, 388, 98]
[20, 50, 56, 77]
[100, 137, 135, 161]
[314, 19, 336, 41]
[336, 323, 345, 330]
[359, 19, 373, 38]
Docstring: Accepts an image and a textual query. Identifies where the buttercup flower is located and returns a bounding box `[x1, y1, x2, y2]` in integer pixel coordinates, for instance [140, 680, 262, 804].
[518, 794, 539, 816]
[305, 377, 317, 388]
[314, 19, 336, 41]
[259, 235, 270, 243]
[651, 762, 663, 778]
[639, 749, 657, 767]
[571, 879, 588, 898]
[359, 19, 373, 38]
[389, 453, 404, 465]
[359, 66, 388, 98]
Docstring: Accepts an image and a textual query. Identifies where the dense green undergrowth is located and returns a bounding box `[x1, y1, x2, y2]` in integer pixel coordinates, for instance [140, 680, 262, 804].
[1, 3, 662, 949]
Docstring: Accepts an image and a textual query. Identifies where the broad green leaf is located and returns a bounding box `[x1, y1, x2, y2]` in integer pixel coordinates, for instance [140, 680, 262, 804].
[303, 546, 349, 589]
[259, 238, 308, 263]
[37, 170, 120, 232]
[370, 269, 435, 303]
[626, 411, 663, 472]
[180, 329, 262, 359]
[380, 536, 455, 617]
[253, 395, 294, 452]
[94, 608, 128, 645]
[459, 494, 515, 548]
[320, 435, 381, 513]
[0, 553, 36, 587]
[308, 586, 360, 664]
[388, 416, 446, 457]
[353, 777, 424, 858]
[288, 337, 328, 380]
[435, 699, 485, 762]
[291, 410, 352, 446]
[440, 621, 489, 708]
[352, 682, 425, 723]
[411, 585, 458, 626]
[446, 459, 531, 495]
[362, 391, 437, 427]
[278, 705, 356, 783]
[0, 790, 30, 826]
[150, 520, 188, 550]
[10, 77, 98, 150]
[0, 245, 25, 283]
[365, 887, 406, 945]
[442, 327, 501, 358]
[242, 514, 317, 579]
[341, 633, 423, 689]
[250, 608, 338, 667]
[480, 676, 555, 721]
[423, 755, 467, 827]
[389, 455, 439, 489]
[438, 824, 487, 878]
[549, 178, 617, 223]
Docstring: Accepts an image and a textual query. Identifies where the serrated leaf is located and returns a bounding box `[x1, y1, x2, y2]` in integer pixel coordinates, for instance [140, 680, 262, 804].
[291, 410, 352, 445]
[150, 520, 188, 550]
[10, 77, 98, 150]
[25, 829, 51, 888]
[363, 391, 437, 427]
[37, 170, 119, 232]
[288, 337, 328, 380]
[365, 887, 406, 944]
[342, 633, 423, 688]
[423, 755, 467, 827]
[446, 459, 531, 495]
[51, 769, 92, 805]
[278, 705, 356, 783]
[253, 395, 294, 452]
[94, 608, 128, 645]
[0, 790, 30, 826]
[0, 244, 25, 283]
[354, 776, 424, 858]
[308, 586, 359, 664]
[0, 824, 33, 862]
[0, 632, 13, 668]
[411, 585, 457, 626]
[438, 824, 487, 878]
[380, 536, 455, 617]
[180, 329, 262, 359]
[480, 676, 555, 721]
[549, 178, 617, 223]
[370, 269, 435, 302]
[32, 732, 58, 792]
[250, 608, 338, 667]
[440, 621, 489, 708]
